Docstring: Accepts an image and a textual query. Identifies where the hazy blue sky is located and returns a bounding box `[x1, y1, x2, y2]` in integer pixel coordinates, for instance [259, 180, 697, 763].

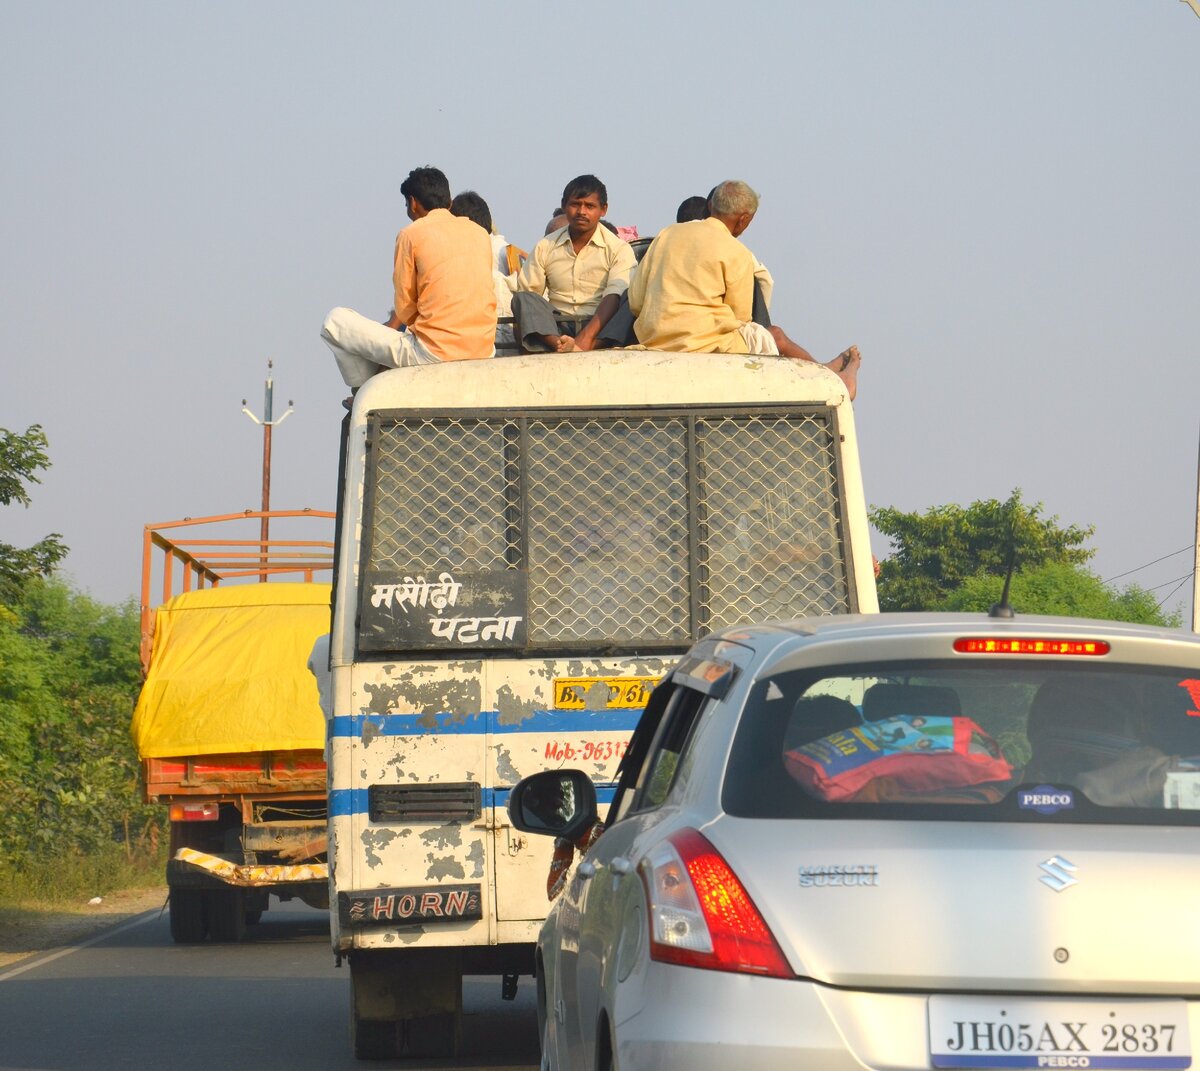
[2, 1, 1197, 618]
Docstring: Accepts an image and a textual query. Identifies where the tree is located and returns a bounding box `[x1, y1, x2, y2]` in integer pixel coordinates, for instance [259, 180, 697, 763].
[0, 577, 156, 866]
[870, 491, 1094, 611]
[941, 562, 1179, 627]
[0, 425, 67, 605]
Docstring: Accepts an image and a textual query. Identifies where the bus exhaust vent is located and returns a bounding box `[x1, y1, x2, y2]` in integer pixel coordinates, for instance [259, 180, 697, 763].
[368, 782, 482, 823]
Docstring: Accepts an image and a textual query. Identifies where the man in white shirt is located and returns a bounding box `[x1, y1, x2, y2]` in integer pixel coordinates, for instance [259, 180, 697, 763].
[511, 175, 636, 353]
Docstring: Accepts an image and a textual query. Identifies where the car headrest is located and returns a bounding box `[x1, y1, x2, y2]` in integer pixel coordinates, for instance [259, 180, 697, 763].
[1026, 676, 1136, 743]
[862, 683, 961, 721]
[785, 695, 861, 750]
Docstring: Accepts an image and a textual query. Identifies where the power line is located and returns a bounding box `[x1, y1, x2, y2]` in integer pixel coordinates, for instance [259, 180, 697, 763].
[1144, 571, 1194, 593]
[1102, 545, 1192, 584]
[1156, 573, 1194, 613]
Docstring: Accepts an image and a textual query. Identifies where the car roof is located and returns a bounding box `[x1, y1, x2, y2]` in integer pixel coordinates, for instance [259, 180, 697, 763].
[704, 611, 1200, 676]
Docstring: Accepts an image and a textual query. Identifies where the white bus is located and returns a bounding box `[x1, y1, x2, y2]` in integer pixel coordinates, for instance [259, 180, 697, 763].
[326, 349, 877, 1058]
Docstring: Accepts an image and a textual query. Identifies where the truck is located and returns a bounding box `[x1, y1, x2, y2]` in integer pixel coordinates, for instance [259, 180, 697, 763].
[131, 509, 335, 942]
[326, 350, 878, 1057]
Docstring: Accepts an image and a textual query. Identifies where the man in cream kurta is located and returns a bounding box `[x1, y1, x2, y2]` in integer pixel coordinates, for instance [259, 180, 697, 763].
[630, 180, 860, 397]
[629, 215, 760, 353]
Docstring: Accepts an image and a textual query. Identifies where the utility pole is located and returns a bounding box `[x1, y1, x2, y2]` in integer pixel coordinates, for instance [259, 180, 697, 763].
[241, 361, 294, 581]
[1193, 426, 1199, 632]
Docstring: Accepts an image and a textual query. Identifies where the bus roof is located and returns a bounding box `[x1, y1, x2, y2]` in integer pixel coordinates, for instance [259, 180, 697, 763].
[350, 349, 853, 416]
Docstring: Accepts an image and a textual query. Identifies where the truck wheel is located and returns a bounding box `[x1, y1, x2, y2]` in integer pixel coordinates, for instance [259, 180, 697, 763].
[244, 890, 268, 926]
[168, 889, 207, 944]
[206, 889, 247, 942]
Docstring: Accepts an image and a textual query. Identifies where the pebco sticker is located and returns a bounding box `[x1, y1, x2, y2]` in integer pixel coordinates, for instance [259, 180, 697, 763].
[1018, 785, 1074, 815]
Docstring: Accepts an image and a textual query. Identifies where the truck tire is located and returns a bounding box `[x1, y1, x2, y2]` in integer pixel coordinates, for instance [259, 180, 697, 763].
[244, 889, 269, 926]
[168, 889, 207, 944]
[206, 888, 247, 942]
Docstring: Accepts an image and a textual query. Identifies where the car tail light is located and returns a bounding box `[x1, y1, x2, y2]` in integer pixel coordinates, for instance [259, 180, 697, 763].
[169, 802, 219, 822]
[953, 637, 1110, 656]
[639, 828, 791, 978]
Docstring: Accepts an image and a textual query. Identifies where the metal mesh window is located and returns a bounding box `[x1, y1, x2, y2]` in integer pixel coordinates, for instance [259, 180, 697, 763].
[527, 418, 690, 644]
[361, 406, 852, 651]
[367, 419, 519, 574]
[696, 414, 849, 626]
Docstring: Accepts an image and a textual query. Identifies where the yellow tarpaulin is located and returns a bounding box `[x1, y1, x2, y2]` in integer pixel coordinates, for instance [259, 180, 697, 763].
[131, 583, 331, 759]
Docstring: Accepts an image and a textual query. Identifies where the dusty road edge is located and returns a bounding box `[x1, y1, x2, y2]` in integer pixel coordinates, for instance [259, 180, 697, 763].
[0, 885, 168, 971]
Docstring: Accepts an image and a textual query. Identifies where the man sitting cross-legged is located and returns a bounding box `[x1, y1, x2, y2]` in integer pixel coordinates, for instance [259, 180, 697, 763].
[511, 174, 636, 353]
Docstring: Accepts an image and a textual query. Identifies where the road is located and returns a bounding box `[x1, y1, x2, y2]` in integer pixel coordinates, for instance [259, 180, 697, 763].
[0, 899, 539, 1071]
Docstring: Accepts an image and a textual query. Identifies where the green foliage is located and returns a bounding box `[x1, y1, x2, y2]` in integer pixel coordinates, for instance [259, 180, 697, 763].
[0, 425, 67, 605]
[0, 841, 167, 907]
[942, 562, 1179, 627]
[0, 424, 52, 507]
[871, 490, 1094, 612]
[0, 577, 162, 872]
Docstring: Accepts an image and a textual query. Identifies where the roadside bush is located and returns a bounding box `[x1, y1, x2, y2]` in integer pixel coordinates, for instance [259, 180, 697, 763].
[0, 577, 164, 895]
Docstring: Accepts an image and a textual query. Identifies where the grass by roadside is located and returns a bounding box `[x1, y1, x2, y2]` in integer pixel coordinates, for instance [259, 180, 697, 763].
[0, 847, 168, 969]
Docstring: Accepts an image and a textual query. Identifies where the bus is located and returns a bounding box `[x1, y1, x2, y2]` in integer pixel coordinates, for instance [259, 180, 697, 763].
[326, 348, 877, 1058]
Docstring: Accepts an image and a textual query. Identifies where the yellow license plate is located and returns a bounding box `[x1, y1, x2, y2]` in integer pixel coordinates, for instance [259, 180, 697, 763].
[553, 676, 657, 710]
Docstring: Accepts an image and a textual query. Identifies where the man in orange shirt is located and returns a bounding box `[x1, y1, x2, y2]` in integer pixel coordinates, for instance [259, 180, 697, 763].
[323, 166, 496, 389]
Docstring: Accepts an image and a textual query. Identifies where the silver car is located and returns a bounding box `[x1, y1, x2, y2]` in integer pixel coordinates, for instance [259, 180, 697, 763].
[508, 612, 1200, 1070]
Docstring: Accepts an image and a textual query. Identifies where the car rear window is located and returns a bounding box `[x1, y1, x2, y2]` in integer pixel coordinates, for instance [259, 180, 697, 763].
[722, 661, 1200, 825]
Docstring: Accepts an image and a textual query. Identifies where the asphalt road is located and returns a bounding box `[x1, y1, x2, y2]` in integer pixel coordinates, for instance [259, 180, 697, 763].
[0, 899, 539, 1071]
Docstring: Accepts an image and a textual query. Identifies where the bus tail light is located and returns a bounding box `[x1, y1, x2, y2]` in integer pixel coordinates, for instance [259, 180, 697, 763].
[169, 802, 220, 822]
[639, 828, 791, 978]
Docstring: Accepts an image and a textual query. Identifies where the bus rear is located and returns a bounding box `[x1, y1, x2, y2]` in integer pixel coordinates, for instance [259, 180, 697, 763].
[327, 349, 876, 1058]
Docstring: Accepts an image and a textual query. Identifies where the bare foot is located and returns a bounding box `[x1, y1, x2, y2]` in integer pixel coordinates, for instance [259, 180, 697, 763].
[825, 345, 860, 400]
[554, 336, 579, 353]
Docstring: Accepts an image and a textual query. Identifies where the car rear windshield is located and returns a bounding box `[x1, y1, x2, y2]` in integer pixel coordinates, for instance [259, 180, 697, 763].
[723, 661, 1200, 825]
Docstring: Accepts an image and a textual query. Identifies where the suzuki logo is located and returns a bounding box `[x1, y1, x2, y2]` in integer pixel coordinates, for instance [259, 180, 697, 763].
[1039, 855, 1079, 892]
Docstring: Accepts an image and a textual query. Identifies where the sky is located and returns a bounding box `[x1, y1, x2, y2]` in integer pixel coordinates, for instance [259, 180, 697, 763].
[2, 0, 1197, 621]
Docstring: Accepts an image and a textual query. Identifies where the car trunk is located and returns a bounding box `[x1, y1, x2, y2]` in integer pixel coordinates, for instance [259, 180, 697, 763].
[706, 817, 1200, 994]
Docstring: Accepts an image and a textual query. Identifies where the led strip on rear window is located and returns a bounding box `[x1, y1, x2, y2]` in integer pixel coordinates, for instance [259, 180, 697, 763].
[953, 638, 1111, 656]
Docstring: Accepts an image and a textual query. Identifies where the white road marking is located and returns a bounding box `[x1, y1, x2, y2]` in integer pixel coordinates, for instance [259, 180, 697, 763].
[0, 909, 163, 983]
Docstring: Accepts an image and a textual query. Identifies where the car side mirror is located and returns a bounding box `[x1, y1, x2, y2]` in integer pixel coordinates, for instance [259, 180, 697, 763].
[507, 770, 598, 842]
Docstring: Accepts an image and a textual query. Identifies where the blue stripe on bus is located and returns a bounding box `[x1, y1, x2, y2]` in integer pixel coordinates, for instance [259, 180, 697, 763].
[329, 784, 616, 818]
[329, 708, 642, 738]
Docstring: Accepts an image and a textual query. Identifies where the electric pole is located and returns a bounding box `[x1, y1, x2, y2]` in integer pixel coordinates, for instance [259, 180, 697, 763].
[241, 360, 294, 580]
[1193, 426, 1199, 632]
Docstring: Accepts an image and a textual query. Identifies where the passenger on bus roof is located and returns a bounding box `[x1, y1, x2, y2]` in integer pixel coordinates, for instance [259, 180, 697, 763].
[675, 195, 709, 223]
[676, 188, 774, 328]
[630, 180, 861, 399]
[511, 174, 636, 354]
[321, 166, 497, 389]
[450, 191, 518, 353]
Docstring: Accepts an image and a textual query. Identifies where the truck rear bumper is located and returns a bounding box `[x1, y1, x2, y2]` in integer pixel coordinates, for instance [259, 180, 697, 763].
[170, 847, 328, 888]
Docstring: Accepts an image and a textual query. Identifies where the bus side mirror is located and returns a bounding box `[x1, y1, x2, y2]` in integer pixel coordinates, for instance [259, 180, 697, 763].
[508, 770, 598, 842]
